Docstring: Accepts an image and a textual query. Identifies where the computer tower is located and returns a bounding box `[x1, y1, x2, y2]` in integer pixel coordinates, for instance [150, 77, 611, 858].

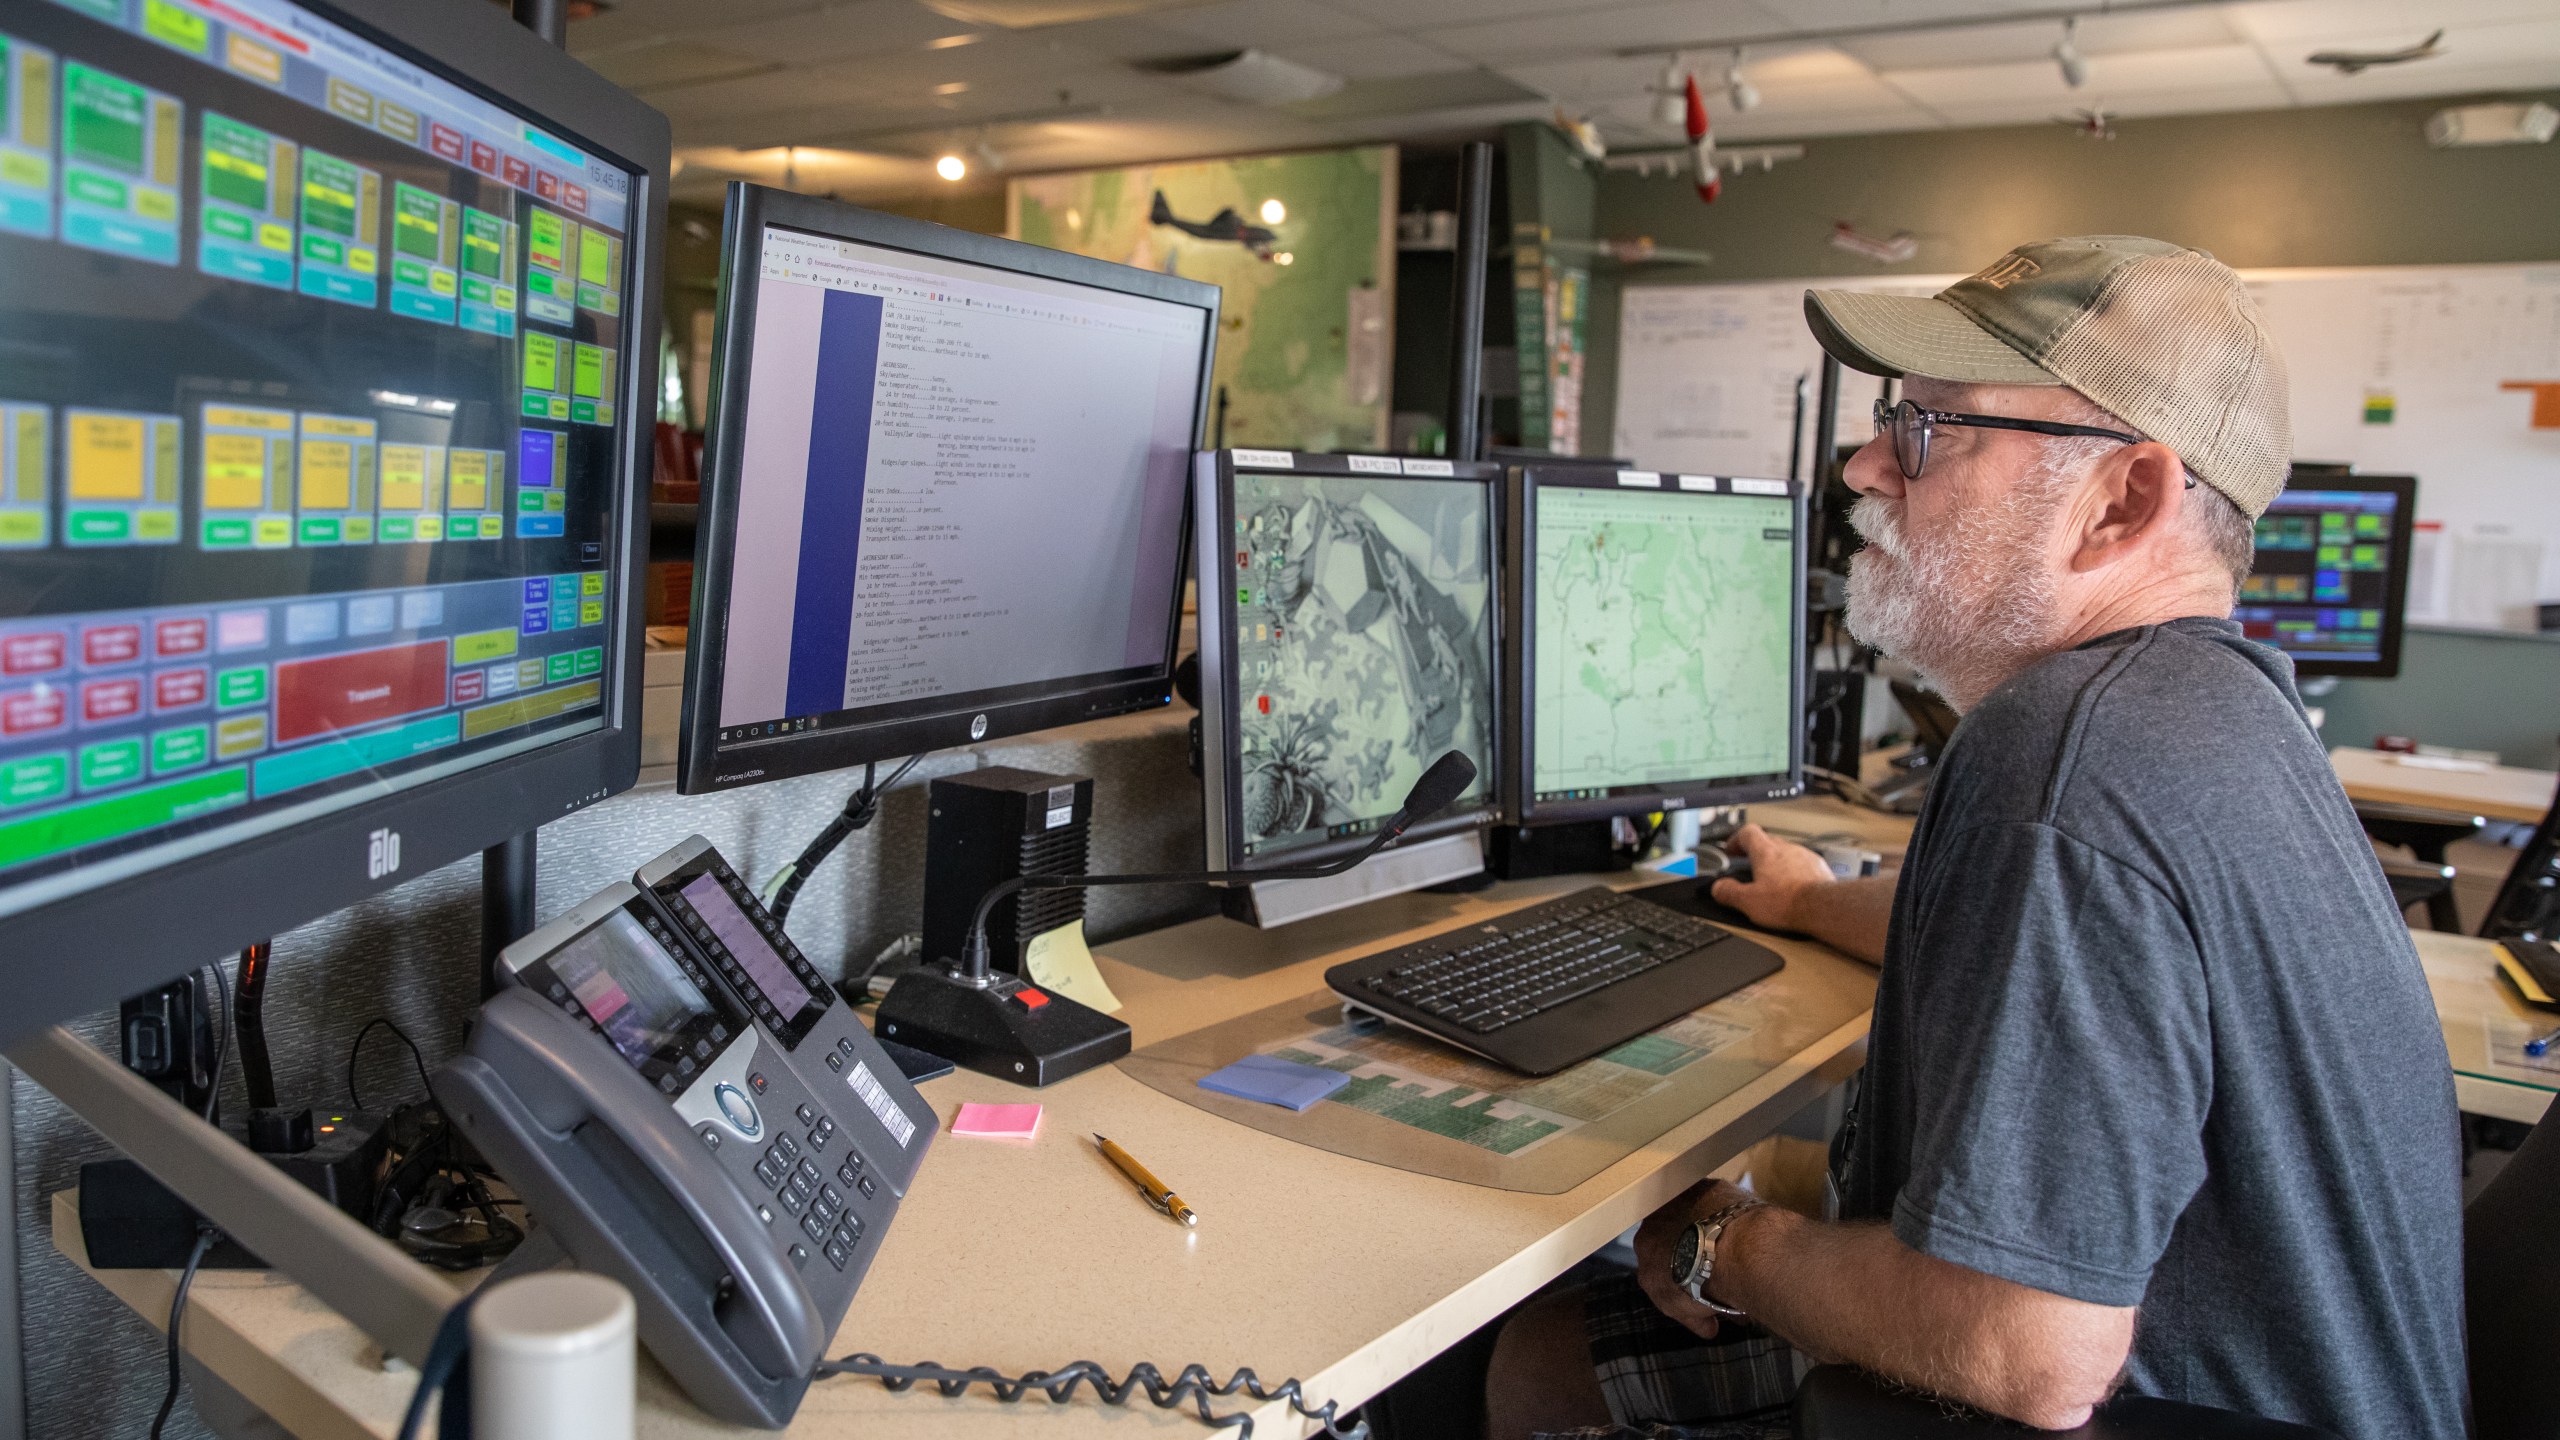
[920, 768, 1094, 973]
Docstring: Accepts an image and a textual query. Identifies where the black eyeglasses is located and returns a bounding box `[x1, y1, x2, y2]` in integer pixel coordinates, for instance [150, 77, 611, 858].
[1871, 398, 2189, 486]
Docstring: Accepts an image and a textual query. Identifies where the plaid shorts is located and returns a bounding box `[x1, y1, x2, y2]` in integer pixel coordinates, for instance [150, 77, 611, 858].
[1531, 1273, 1802, 1440]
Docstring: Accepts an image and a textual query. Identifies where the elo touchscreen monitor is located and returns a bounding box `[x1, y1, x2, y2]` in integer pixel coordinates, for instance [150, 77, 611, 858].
[0, 0, 667, 1040]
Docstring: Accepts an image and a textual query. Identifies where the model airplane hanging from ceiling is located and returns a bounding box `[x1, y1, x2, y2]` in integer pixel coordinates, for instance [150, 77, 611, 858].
[1149, 190, 1278, 260]
[1685, 73, 1720, 202]
[2054, 108, 2116, 140]
[2308, 29, 2445, 75]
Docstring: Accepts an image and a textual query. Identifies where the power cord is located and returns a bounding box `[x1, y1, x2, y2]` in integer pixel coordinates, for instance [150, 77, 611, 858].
[762, 753, 926, 927]
[149, 1225, 220, 1440]
[196, 962, 228, 1124]
[818, 1354, 1368, 1439]
[347, 1018, 435, 1111]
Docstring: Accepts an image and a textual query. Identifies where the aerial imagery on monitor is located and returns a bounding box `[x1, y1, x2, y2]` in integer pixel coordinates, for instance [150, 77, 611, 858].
[1230, 474, 1492, 858]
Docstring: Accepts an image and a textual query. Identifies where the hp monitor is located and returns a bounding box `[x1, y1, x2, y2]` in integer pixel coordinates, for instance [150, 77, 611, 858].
[2239, 474, 2415, 678]
[1194, 450, 1500, 873]
[1501, 466, 1805, 825]
[0, 0, 666, 1042]
[679, 187, 1216, 792]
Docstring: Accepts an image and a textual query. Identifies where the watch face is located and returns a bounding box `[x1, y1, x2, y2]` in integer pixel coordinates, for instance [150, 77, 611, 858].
[1669, 1224, 1699, 1282]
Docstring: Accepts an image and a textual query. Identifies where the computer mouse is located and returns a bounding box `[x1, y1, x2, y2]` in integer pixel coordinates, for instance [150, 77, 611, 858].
[1705, 854, 1753, 886]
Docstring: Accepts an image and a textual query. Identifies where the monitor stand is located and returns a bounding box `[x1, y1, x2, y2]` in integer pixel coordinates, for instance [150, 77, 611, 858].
[1220, 831, 1487, 929]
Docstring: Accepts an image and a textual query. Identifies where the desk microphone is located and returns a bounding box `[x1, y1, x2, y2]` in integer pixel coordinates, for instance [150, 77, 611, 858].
[874, 752, 1479, 1086]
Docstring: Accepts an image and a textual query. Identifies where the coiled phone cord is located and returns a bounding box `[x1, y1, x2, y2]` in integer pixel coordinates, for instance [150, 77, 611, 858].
[819, 1353, 1370, 1439]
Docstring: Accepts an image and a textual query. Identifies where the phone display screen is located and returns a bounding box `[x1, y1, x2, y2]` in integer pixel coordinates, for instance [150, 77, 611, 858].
[680, 872, 817, 1023]
[548, 908, 722, 1072]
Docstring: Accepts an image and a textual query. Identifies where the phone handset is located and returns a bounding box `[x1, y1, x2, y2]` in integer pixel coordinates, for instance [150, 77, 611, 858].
[435, 988, 825, 1408]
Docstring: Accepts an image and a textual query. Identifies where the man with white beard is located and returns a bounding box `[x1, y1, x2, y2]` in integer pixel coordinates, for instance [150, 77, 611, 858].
[1485, 238, 2463, 1440]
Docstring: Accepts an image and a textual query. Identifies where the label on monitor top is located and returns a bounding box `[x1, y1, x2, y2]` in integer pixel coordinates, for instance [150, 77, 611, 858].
[1677, 474, 1717, 491]
[1616, 470, 1663, 487]
[1345, 454, 1400, 474]
[1729, 477, 1790, 495]
[1400, 458, 1454, 476]
[1232, 448, 1294, 470]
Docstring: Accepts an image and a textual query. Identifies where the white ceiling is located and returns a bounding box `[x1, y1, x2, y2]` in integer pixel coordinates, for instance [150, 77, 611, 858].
[566, 0, 2560, 203]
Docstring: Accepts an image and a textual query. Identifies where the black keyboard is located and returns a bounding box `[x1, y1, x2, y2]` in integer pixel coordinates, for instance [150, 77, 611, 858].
[1324, 885, 1784, 1076]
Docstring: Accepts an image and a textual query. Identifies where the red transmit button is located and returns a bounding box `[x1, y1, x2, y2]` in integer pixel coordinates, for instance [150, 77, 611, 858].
[535, 170, 562, 200]
[154, 616, 208, 658]
[2, 632, 64, 676]
[2, 687, 64, 736]
[502, 155, 531, 189]
[83, 624, 143, 668]
[82, 676, 142, 724]
[154, 668, 209, 712]
[1014, 987, 1049, 1010]
[451, 668, 486, 704]
[272, 639, 451, 744]
[470, 141, 498, 175]
[565, 183, 588, 214]
[428, 123, 466, 163]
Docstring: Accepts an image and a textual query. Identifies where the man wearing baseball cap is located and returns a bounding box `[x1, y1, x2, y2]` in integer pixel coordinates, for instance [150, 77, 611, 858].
[1489, 238, 2463, 1439]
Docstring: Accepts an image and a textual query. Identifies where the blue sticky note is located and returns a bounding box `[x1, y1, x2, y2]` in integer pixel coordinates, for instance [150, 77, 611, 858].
[1198, 1054, 1350, 1112]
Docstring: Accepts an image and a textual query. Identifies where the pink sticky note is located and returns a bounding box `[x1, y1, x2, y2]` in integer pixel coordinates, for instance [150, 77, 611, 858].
[952, 1102, 1042, 1140]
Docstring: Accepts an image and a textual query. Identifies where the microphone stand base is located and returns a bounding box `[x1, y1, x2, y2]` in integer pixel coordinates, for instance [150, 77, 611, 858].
[874, 966, 1131, 1088]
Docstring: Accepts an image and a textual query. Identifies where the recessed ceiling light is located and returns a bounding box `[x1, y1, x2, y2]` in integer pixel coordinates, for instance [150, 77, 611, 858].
[935, 81, 969, 95]
[926, 32, 982, 49]
[937, 154, 968, 180]
[1259, 198, 1285, 224]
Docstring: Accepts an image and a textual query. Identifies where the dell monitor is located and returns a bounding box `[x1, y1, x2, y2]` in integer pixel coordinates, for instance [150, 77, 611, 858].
[0, 0, 666, 1042]
[2238, 473, 2416, 678]
[1194, 449, 1500, 876]
[1501, 466, 1806, 824]
[678, 187, 1216, 792]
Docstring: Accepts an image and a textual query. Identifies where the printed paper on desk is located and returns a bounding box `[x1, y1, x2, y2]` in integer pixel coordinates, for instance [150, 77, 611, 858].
[1025, 919, 1121, 1014]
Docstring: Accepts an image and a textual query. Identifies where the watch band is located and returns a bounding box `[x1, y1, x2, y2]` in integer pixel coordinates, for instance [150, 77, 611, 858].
[1684, 1199, 1767, 1317]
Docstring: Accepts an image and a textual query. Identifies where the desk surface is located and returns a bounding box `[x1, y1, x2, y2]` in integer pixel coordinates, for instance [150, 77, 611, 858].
[2331, 746, 2557, 826]
[58, 798, 1903, 1439]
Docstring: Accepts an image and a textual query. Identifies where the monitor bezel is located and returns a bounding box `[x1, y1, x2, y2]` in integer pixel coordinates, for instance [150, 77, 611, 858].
[677, 185, 1219, 794]
[1501, 464, 1808, 827]
[1195, 449, 1504, 873]
[2252, 472, 2417, 680]
[0, 0, 666, 1047]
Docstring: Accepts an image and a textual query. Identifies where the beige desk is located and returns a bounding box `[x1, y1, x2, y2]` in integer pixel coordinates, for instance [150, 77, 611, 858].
[2421, 929, 2559, 1126]
[2331, 746, 2557, 826]
[57, 800, 1892, 1439]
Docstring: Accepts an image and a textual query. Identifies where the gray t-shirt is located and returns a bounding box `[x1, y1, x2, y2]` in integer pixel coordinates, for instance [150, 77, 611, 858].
[1830, 617, 2465, 1439]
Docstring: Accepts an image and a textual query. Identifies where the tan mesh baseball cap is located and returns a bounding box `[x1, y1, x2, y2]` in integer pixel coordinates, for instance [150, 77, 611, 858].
[1804, 235, 2293, 517]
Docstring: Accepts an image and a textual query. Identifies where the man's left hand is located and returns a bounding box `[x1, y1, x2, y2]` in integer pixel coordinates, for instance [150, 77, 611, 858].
[1635, 1178, 1757, 1339]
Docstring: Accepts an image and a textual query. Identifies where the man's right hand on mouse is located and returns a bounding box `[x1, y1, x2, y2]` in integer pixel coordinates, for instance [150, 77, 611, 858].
[1709, 824, 1838, 932]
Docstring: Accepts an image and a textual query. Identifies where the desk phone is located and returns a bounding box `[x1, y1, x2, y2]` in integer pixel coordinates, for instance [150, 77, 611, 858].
[435, 835, 937, 1429]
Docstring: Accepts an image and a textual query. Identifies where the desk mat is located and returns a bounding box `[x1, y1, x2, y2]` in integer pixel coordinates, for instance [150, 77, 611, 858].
[1119, 947, 1876, 1194]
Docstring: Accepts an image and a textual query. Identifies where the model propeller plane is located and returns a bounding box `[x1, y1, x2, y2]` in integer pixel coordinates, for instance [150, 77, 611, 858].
[2308, 29, 2444, 75]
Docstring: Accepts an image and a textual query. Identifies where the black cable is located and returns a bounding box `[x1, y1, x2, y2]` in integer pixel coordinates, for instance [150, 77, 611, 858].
[150, 1226, 219, 1440]
[767, 752, 925, 927]
[347, 1018, 434, 1112]
[197, 964, 228, 1125]
[819, 1354, 1367, 1439]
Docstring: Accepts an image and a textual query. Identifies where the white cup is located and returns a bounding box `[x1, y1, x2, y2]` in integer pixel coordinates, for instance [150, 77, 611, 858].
[469, 1271, 636, 1440]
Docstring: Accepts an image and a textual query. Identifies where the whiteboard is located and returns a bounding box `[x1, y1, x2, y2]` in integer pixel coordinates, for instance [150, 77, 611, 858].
[1612, 263, 2560, 631]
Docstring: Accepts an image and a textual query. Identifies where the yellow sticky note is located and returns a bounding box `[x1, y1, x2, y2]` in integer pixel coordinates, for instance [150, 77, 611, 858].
[1024, 920, 1120, 1014]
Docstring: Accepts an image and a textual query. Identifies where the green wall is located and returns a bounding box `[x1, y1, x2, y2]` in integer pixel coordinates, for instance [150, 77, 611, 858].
[1584, 91, 2560, 767]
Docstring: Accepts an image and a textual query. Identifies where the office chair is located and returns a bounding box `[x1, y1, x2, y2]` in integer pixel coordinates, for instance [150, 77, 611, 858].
[2379, 857, 2460, 928]
[2478, 798, 2559, 942]
[1795, 1087, 2560, 1440]
[2354, 799, 2485, 932]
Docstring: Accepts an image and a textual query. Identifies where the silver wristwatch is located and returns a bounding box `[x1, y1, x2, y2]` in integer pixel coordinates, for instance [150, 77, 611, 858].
[1668, 1199, 1766, 1317]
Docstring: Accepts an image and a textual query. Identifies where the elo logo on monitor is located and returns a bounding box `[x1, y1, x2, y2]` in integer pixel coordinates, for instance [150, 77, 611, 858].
[367, 828, 403, 881]
[969, 714, 988, 740]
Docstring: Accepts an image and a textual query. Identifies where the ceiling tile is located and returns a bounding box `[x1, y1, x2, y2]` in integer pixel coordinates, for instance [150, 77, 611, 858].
[1882, 43, 2280, 107]
[1840, 8, 2242, 70]
[578, 39, 772, 91]
[1425, 0, 1771, 64]
[569, 0, 828, 55]
[1322, 0, 1642, 27]
[1267, 33, 1473, 80]
[1148, 0, 1379, 48]
[1493, 56, 1674, 103]
[2224, 0, 2552, 44]
[1738, 0, 2056, 35]
[700, 0, 982, 65]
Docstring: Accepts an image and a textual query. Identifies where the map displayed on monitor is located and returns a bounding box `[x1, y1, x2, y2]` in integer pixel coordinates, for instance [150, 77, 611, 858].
[1531, 485, 1794, 803]
[1228, 471, 1492, 860]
